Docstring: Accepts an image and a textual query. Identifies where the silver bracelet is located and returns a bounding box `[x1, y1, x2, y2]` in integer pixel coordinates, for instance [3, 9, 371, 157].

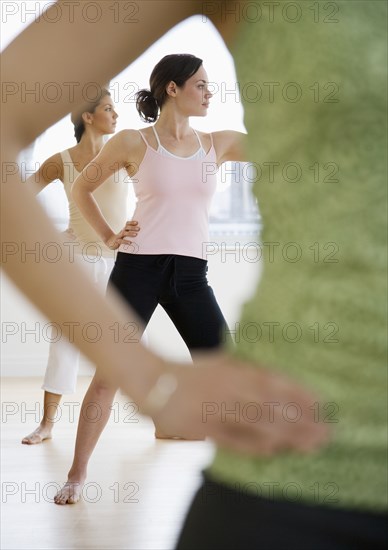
[142, 372, 178, 415]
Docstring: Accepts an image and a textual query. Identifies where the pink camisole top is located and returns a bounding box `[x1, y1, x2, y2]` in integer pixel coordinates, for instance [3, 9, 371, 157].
[119, 126, 218, 260]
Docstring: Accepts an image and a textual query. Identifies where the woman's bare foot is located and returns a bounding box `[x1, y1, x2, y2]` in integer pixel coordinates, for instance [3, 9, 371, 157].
[154, 419, 205, 440]
[54, 474, 86, 505]
[154, 430, 205, 441]
[22, 392, 62, 444]
[22, 425, 53, 445]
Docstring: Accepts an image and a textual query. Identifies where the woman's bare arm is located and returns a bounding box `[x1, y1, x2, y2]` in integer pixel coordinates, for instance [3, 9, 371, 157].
[212, 130, 248, 165]
[25, 153, 63, 194]
[72, 130, 141, 246]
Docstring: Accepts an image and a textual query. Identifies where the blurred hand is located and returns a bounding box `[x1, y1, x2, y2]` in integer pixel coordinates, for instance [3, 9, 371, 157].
[141, 352, 330, 456]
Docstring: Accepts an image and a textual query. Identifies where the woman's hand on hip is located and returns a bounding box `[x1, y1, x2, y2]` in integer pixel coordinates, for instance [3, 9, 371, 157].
[105, 220, 140, 250]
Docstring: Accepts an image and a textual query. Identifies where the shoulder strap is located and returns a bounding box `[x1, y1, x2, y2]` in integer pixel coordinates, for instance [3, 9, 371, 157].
[151, 125, 162, 149]
[60, 149, 80, 177]
[60, 149, 72, 165]
[193, 131, 213, 154]
[138, 130, 149, 147]
[192, 129, 203, 150]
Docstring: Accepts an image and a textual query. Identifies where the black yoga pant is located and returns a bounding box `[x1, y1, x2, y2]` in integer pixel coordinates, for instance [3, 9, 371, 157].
[108, 253, 229, 352]
[176, 473, 388, 550]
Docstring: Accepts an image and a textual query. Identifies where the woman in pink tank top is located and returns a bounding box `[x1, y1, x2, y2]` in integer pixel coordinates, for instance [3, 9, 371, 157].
[57, 54, 247, 504]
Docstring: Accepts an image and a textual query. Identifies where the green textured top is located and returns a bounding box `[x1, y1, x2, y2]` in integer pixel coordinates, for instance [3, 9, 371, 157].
[209, 0, 387, 512]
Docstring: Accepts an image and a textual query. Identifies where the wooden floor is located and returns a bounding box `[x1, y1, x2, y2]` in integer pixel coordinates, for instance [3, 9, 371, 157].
[1, 377, 215, 550]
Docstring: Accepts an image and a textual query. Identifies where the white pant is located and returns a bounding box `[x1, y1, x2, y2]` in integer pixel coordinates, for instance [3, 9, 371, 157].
[42, 254, 113, 394]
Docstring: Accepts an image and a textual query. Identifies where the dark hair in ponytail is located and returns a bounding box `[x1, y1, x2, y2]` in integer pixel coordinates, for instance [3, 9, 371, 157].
[135, 90, 159, 124]
[71, 89, 111, 143]
[136, 54, 203, 123]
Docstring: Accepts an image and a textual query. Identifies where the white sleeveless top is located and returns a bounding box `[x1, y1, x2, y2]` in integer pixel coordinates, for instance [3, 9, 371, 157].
[60, 149, 128, 257]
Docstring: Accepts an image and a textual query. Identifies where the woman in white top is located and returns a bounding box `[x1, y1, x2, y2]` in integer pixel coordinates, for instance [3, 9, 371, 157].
[22, 90, 139, 444]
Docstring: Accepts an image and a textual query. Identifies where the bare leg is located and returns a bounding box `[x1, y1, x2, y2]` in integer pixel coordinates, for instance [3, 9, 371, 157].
[54, 375, 117, 505]
[22, 391, 61, 444]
